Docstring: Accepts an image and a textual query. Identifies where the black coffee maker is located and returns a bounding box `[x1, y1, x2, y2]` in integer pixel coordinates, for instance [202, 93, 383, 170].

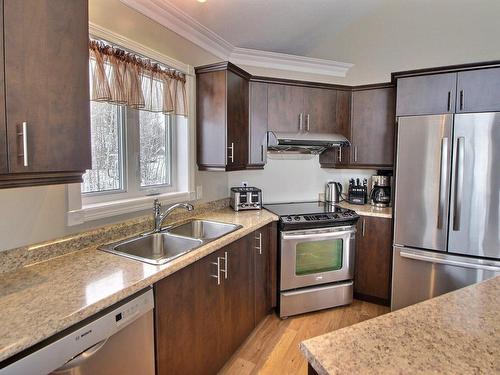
[370, 175, 391, 207]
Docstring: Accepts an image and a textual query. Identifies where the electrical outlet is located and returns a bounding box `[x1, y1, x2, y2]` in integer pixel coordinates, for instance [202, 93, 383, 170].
[241, 181, 248, 187]
[196, 185, 203, 199]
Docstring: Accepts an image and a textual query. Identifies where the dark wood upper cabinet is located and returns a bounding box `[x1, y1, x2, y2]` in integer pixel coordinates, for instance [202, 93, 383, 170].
[303, 87, 337, 133]
[267, 83, 304, 133]
[1, 0, 90, 186]
[354, 216, 393, 305]
[196, 62, 249, 171]
[396, 73, 457, 116]
[350, 86, 395, 167]
[248, 81, 268, 168]
[457, 67, 500, 113]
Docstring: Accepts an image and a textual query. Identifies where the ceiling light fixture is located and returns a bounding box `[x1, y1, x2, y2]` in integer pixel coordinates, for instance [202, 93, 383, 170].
[197, 0, 207, 3]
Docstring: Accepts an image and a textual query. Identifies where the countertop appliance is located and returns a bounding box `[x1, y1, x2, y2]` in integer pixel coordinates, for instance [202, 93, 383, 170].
[230, 186, 262, 211]
[0, 289, 155, 375]
[370, 175, 391, 207]
[348, 178, 367, 205]
[392, 113, 500, 310]
[264, 202, 359, 318]
[325, 181, 342, 204]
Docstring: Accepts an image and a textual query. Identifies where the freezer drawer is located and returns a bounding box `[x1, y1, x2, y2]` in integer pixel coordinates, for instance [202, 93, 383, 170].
[391, 246, 500, 311]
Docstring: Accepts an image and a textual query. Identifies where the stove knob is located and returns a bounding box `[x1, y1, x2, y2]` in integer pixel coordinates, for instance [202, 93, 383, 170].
[286, 216, 292, 221]
[294, 216, 300, 221]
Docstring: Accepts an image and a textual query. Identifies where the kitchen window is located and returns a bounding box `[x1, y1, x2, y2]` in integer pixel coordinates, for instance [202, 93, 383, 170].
[67, 31, 194, 225]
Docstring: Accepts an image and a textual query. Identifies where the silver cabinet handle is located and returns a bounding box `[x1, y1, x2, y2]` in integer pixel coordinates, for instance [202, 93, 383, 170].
[437, 137, 448, 229]
[306, 114, 310, 132]
[261, 144, 265, 162]
[453, 136, 465, 231]
[17, 121, 28, 167]
[228, 142, 234, 163]
[459, 90, 464, 111]
[354, 146, 358, 162]
[338, 147, 342, 163]
[220, 251, 228, 279]
[362, 218, 366, 237]
[447, 91, 451, 112]
[298, 113, 303, 132]
[210, 257, 221, 285]
[255, 232, 263, 255]
[399, 250, 500, 272]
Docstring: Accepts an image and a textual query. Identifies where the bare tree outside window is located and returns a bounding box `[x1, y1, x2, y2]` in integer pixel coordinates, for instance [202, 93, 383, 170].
[82, 102, 123, 193]
[139, 111, 171, 187]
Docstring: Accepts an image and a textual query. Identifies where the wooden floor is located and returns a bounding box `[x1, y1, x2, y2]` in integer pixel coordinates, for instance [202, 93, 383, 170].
[219, 300, 389, 375]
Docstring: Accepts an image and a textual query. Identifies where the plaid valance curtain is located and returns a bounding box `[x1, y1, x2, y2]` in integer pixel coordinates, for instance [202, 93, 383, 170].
[89, 40, 188, 116]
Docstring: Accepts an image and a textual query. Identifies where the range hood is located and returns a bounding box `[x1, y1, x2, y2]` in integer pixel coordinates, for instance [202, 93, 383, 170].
[267, 131, 349, 154]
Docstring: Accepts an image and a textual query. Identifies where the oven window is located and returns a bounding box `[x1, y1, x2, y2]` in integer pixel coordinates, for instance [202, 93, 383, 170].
[295, 239, 343, 275]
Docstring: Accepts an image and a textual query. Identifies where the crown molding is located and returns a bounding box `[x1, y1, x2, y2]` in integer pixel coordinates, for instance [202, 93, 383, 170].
[120, 0, 354, 78]
[230, 47, 353, 77]
[89, 22, 193, 75]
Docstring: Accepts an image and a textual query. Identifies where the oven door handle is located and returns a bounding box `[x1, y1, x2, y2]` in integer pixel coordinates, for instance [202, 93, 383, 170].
[282, 229, 354, 241]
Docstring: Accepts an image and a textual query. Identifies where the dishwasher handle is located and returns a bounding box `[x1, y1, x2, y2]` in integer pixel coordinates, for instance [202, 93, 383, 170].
[53, 339, 109, 372]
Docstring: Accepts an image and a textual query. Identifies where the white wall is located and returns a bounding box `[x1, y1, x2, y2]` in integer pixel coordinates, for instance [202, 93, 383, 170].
[227, 156, 374, 204]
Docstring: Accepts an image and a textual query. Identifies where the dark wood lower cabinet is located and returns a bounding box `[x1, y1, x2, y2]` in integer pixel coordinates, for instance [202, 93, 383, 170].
[155, 223, 276, 375]
[354, 216, 393, 305]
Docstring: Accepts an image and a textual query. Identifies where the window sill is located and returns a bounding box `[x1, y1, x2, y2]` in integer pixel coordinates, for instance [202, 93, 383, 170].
[67, 190, 196, 226]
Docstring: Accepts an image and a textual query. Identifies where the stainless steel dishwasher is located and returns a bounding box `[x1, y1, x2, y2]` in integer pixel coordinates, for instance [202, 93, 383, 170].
[0, 288, 155, 375]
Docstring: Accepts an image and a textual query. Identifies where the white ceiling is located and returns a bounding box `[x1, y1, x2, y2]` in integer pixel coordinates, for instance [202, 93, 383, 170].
[121, 0, 500, 84]
[166, 0, 380, 58]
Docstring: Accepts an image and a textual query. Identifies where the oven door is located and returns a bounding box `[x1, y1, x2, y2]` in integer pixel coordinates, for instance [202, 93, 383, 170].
[280, 225, 356, 291]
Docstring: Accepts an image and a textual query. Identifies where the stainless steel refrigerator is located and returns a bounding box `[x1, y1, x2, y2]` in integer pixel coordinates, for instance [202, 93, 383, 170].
[392, 112, 500, 310]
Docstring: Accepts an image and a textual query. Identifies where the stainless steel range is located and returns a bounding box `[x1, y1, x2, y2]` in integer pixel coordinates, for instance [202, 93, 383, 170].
[265, 202, 359, 318]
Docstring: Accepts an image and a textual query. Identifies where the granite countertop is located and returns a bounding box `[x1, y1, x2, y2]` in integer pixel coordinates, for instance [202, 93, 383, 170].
[301, 277, 500, 375]
[0, 208, 277, 363]
[339, 201, 392, 219]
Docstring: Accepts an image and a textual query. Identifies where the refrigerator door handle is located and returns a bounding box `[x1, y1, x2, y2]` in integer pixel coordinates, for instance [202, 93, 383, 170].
[437, 137, 448, 229]
[399, 250, 500, 272]
[452, 136, 465, 231]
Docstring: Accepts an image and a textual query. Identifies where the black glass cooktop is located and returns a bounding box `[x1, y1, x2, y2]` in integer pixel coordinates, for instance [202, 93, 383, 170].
[264, 201, 359, 230]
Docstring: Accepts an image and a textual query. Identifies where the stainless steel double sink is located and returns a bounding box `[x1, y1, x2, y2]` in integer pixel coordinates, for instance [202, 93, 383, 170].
[99, 220, 242, 265]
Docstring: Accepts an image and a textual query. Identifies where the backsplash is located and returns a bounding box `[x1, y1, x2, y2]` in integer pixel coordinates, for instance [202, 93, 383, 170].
[0, 198, 229, 274]
[227, 157, 374, 203]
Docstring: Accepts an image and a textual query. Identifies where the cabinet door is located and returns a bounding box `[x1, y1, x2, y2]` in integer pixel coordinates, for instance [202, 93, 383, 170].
[268, 84, 304, 133]
[4, 0, 90, 173]
[351, 87, 395, 167]
[155, 262, 199, 375]
[396, 73, 456, 116]
[249, 82, 268, 167]
[0, 0, 6, 174]
[223, 235, 255, 358]
[303, 87, 337, 133]
[354, 216, 393, 304]
[254, 225, 270, 324]
[195, 249, 228, 374]
[196, 70, 227, 169]
[457, 67, 500, 112]
[226, 70, 249, 170]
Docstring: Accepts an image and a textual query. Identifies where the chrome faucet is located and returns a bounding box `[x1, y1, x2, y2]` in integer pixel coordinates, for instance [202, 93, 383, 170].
[153, 199, 194, 232]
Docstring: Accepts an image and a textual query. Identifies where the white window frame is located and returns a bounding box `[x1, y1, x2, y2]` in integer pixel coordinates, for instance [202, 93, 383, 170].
[67, 24, 196, 225]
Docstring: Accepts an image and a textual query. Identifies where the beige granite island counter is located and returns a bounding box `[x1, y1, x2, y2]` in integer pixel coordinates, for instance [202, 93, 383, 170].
[0, 206, 277, 363]
[301, 276, 500, 375]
